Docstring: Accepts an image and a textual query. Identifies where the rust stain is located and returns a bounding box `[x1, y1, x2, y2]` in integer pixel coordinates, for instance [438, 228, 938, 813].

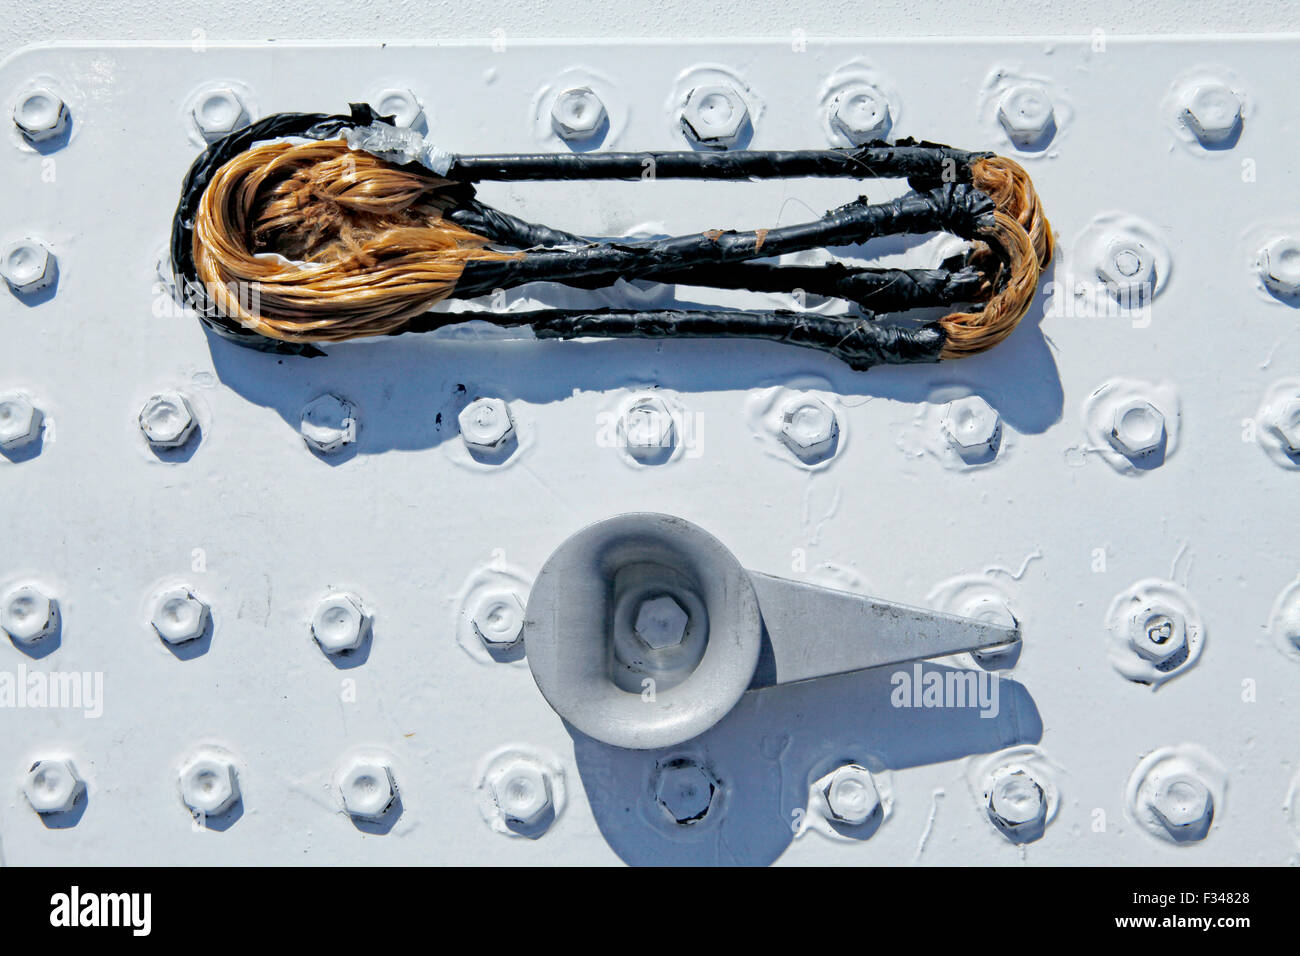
[754, 228, 769, 252]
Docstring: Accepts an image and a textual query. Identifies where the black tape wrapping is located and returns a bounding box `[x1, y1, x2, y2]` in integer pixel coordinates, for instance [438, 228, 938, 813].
[170, 107, 994, 367]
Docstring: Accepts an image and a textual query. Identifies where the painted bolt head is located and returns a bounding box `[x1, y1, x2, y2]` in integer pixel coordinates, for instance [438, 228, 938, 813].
[1149, 772, 1212, 834]
[23, 758, 83, 814]
[681, 84, 748, 149]
[192, 88, 250, 141]
[1, 239, 55, 295]
[780, 397, 839, 462]
[830, 86, 891, 145]
[139, 392, 197, 448]
[965, 595, 1020, 665]
[372, 88, 425, 129]
[1109, 398, 1166, 458]
[13, 87, 69, 143]
[551, 87, 606, 141]
[1128, 602, 1187, 663]
[490, 759, 554, 827]
[988, 769, 1046, 832]
[654, 758, 717, 825]
[1260, 237, 1300, 297]
[997, 84, 1056, 147]
[821, 764, 880, 826]
[312, 593, 367, 654]
[621, 396, 676, 459]
[1267, 397, 1300, 455]
[458, 397, 514, 451]
[151, 588, 210, 645]
[1098, 237, 1156, 304]
[301, 393, 356, 453]
[471, 590, 525, 648]
[634, 594, 689, 650]
[0, 393, 42, 449]
[339, 760, 396, 821]
[943, 396, 1001, 460]
[1, 586, 57, 645]
[179, 755, 239, 816]
[1182, 83, 1242, 146]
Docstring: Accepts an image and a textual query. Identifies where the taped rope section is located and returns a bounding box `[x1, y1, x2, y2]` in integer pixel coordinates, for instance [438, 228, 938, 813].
[175, 105, 1053, 368]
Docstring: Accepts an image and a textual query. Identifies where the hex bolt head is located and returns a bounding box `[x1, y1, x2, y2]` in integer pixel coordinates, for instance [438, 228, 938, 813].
[471, 590, 525, 648]
[13, 87, 69, 143]
[458, 397, 514, 451]
[1097, 237, 1156, 305]
[988, 769, 1046, 832]
[179, 755, 239, 816]
[312, 593, 367, 654]
[23, 758, 83, 814]
[1, 239, 55, 295]
[681, 84, 748, 149]
[139, 392, 197, 449]
[830, 85, 892, 145]
[621, 396, 676, 460]
[339, 759, 397, 821]
[301, 393, 356, 453]
[1, 586, 57, 645]
[1109, 398, 1166, 458]
[997, 83, 1056, 147]
[634, 594, 689, 650]
[192, 88, 251, 141]
[779, 396, 839, 462]
[821, 764, 880, 826]
[372, 88, 425, 129]
[943, 396, 1002, 461]
[1182, 83, 1242, 146]
[490, 759, 554, 827]
[654, 759, 718, 825]
[0, 393, 42, 449]
[1259, 237, 1300, 297]
[551, 87, 607, 141]
[151, 588, 210, 645]
[1128, 602, 1187, 663]
[1266, 397, 1300, 455]
[1149, 773, 1213, 834]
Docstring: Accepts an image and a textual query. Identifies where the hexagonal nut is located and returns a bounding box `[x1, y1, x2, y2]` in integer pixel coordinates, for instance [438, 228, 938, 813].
[551, 87, 607, 141]
[965, 595, 1021, 666]
[830, 85, 891, 145]
[988, 769, 1046, 833]
[1109, 398, 1166, 458]
[1127, 602, 1187, 663]
[13, 87, 69, 143]
[780, 397, 838, 462]
[179, 754, 239, 816]
[1, 239, 55, 295]
[1182, 83, 1242, 146]
[372, 88, 425, 129]
[1259, 236, 1300, 297]
[943, 396, 1002, 460]
[192, 88, 251, 140]
[471, 590, 525, 648]
[490, 759, 554, 827]
[151, 587, 211, 645]
[139, 392, 197, 449]
[458, 397, 514, 451]
[821, 764, 880, 826]
[312, 593, 367, 654]
[301, 393, 356, 453]
[621, 396, 676, 459]
[339, 759, 397, 821]
[1149, 772, 1213, 834]
[681, 84, 748, 149]
[654, 758, 717, 825]
[997, 84, 1056, 147]
[1097, 237, 1156, 304]
[1266, 396, 1300, 455]
[634, 594, 689, 650]
[0, 393, 43, 449]
[23, 758, 83, 814]
[1, 586, 58, 645]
